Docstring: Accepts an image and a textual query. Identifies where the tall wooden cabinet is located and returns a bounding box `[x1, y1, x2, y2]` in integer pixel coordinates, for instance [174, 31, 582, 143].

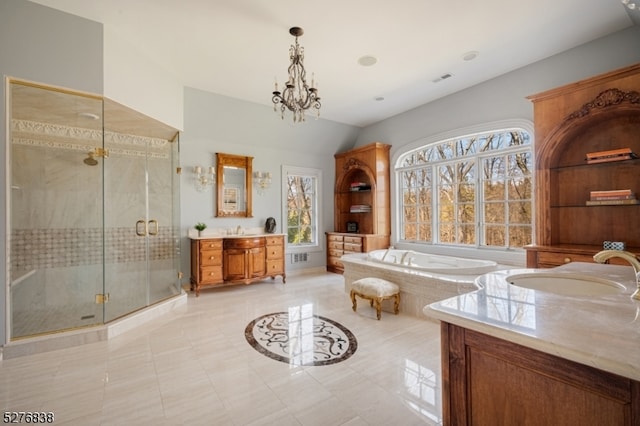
[526, 63, 640, 267]
[327, 142, 391, 273]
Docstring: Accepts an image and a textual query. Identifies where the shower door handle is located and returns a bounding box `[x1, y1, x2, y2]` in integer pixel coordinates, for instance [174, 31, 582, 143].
[148, 219, 159, 236]
[135, 220, 147, 236]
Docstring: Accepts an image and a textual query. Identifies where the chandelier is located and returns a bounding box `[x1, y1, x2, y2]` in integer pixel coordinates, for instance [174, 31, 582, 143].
[272, 27, 321, 123]
[622, 0, 638, 9]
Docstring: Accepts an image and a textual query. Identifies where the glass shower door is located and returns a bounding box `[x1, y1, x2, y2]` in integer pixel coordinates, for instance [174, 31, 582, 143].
[147, 133, 181, 305]
[102, 101, 181, 323]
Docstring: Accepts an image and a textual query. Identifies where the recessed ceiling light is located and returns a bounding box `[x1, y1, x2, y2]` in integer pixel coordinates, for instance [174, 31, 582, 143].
[462, 51, 479, 61]
[358, 55, 378, 67]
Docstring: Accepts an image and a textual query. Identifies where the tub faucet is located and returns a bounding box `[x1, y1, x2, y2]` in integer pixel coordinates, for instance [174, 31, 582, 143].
[381, 249, 390, 262]
[400, 251, 412, 265]
[593, 250, 640, 300]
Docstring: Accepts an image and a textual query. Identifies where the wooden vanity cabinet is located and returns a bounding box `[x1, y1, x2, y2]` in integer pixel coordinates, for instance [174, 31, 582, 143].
[441, 322, 640, 425]
[526, 63, 640, 267]
[328, 142, 391, 273]
[190, 235, 285, 296]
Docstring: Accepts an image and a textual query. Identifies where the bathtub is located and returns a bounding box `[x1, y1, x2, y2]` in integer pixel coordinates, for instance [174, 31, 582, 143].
[367, 249, 497, 275]
[342, 250, 499, 318]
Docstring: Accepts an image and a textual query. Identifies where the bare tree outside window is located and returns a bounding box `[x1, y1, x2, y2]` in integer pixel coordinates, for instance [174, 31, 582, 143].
[398, 129, 532, 249]
[286, 174, 317, 245]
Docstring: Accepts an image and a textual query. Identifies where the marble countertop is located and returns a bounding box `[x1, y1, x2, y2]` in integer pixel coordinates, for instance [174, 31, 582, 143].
[423, 262, 640, 381]
[189, 232, 285, 240]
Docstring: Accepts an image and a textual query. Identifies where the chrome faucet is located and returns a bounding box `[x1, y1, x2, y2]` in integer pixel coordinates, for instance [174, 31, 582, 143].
[400, 251, 412, 265]
[593, 250, 640, 300]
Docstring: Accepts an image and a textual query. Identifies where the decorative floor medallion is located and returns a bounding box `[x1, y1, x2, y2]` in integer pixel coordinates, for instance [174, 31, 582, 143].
[245, 311, 357, 366]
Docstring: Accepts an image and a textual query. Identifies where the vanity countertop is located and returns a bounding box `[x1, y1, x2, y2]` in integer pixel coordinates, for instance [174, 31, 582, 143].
[189, 233, 285, 240]
[424, 262, 640, 381]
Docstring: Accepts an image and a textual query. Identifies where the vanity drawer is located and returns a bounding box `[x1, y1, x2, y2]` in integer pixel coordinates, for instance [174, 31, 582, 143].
[266, 245, 284, 259]
[200, 250, 222, 266]
[266, 260, 284, 274]
[199, 240, 223, 250]
[328, 241, 344, 250]
[224, 237, 265, 249]
[329, 249, 343, 258]
[537, 251, 594, 266]
[344, 236, 362, 245]
[199, 266, 223, 283]
[265, 235, 284, 246]
[328, 234, 344, 242]
[343, 243, 362, 253]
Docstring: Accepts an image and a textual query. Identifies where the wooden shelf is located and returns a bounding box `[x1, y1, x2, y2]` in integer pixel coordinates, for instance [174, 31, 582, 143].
[550, 157, 640, 170]
[526, 63, 640, 267]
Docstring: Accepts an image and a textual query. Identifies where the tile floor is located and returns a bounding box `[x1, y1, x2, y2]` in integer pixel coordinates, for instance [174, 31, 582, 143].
[0, 272, 443, 425]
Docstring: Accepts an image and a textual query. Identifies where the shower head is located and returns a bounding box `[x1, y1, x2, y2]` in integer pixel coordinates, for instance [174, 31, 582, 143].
[83, 152, 98, 166]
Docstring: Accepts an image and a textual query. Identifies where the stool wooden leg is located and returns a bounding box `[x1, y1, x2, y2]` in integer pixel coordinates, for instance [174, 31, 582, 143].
[374, 298, 382, 320]
[350, 290, 357, 312]
[393, 293, 400, 315]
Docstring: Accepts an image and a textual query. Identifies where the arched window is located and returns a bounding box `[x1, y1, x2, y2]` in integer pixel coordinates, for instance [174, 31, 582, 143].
[396, 125, 533, 253]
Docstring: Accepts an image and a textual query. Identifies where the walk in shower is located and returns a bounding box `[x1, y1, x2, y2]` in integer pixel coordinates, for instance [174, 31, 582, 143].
[8, 80, 182, 339]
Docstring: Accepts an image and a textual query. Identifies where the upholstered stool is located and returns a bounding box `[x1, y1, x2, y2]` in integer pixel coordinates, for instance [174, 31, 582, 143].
[350, 278, 400, 320]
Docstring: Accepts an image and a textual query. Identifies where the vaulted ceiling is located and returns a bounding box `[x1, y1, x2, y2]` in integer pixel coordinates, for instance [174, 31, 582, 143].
[30, 0, 639, 127]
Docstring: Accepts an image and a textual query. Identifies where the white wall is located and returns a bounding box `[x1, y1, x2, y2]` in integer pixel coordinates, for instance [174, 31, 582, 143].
[103, 27, 184, 131]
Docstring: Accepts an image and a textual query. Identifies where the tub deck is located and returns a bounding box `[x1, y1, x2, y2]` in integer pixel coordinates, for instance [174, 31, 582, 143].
[341, 253, 484, 318]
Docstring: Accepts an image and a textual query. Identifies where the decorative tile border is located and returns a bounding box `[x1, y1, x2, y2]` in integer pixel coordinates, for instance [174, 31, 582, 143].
[10, 227, 177, 278]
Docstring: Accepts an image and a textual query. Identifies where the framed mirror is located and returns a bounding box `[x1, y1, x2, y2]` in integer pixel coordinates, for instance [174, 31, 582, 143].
[216, 153, 253, 217]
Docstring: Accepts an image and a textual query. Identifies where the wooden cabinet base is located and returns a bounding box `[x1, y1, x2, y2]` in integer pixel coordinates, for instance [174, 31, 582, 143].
[190, 236, 285, 296]
[326, 232, 389, 274]
[440, 322, 640, 425]
[526, 244, 640, 268]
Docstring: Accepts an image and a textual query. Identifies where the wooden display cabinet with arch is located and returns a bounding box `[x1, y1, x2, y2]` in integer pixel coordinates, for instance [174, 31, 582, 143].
[327, 142, 391, 273]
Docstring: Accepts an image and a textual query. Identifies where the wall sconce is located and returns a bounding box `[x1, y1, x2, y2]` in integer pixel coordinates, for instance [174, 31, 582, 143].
[194, 166, 215, 192]
[254, 171, 272, 195]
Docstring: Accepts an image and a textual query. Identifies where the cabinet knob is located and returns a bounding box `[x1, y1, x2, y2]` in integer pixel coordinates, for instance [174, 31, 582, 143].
[210, 256, 215, 260]
[210, 272, 215, 276]
[563, 257, 571, 263]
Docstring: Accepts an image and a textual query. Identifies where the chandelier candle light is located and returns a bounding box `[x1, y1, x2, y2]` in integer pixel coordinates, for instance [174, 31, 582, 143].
[272, 27, 321, 123]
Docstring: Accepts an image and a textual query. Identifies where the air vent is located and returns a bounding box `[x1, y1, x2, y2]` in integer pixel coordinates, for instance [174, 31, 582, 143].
[292, 253, 309, 263]
[432, 73, 453, 83]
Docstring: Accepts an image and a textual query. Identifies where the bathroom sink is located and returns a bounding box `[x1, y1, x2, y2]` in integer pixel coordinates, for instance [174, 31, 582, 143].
[506, 272, 625, 296]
